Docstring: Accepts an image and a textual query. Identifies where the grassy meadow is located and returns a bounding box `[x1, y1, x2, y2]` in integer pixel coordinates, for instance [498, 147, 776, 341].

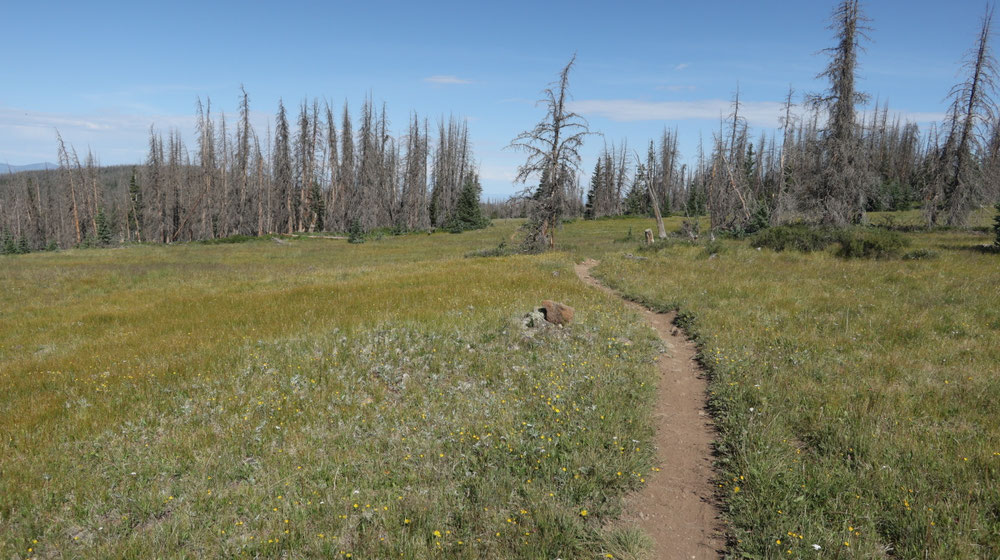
[0, 221, 662, 559]
[594, 210, 1000, 558]
[2, 210, 998, 558]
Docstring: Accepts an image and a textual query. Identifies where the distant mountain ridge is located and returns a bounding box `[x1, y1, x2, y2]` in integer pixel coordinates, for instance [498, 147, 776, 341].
[1, 162, 60, 174]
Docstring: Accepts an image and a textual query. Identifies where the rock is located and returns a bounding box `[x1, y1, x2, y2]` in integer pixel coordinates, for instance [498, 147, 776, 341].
[522, 310, 548, 329]
[539, 300, 574, 326]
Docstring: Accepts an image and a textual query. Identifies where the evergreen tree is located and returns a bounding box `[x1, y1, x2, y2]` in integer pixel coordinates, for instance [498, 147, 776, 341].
[583, 187, 596, 219]
[445, 175, 489, 233]
[309, 183, 325, 232]
[686, 184, 708, 216]
[623, 164, 650, 216]
[347, 219, 365, 244]
[95, 207, 113, 246]
[993, 202, 1000, 247]
[1, 230, 15, 255]
[583, 160, 601, 219]
[17, 236, 29, 254]
[429, 186, 441, 228]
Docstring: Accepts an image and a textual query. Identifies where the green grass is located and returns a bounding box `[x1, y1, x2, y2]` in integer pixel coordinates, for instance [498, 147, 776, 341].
[0, 220, 663, 559]
[3, 211, 998, 559]
[592, 223, 1000, 558]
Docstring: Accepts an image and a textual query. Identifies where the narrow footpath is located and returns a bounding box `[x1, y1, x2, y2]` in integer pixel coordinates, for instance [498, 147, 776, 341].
[574, 259, 723, 560]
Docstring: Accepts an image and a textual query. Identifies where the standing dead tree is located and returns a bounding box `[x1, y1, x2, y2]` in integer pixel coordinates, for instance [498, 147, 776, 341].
[508, 54, 591, 252]
[273, 101, 293, 234]
[55, 132, 83, 245]
[707, 86, 758, 232]
[5, 89, 484, 248]
[804, 0, 873, 226]
[925, 5, 998, 226]
[429, 116, 472, 228]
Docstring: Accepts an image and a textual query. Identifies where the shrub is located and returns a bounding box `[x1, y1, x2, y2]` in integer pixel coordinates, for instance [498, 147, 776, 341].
[347, 220, 365, 244]
[750, 224, 837, 253]
[701, 237, 726, 258]
[465, 242, 514, 258]
[902, 248, 938, 260]
[835, 228, 908, 259]
[725, 203, 772, 239]
[199, 234, 261, 245]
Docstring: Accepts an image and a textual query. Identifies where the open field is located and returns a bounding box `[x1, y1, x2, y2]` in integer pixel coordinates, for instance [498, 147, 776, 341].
[2, 211, 998, 559]
[0, 220, 664, 559]
[594, 214, 1000, 558]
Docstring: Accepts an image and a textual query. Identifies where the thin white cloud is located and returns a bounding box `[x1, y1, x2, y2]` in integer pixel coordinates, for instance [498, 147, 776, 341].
[571, 99, 947, 129]
[424, 75, 473, 85]
[478, 163, 517, 183]
[656, 85, 697, 92]
[570, 98, 787, 127]
[858, 109, 945, 123]
[0, 107, 195, 134]
[674, 63, 690, 71]
[0, 106, 274, 165]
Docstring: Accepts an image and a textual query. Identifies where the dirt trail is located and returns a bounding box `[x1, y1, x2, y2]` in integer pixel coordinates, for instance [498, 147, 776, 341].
[574, 259, 722, 560]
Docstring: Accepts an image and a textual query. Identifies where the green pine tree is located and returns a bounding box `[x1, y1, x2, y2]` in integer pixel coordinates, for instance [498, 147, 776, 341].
[993, 202, 1000, 247]
[445, 175, 489, 233]
[583, 160, 601, 219]
[96, 207, 113, 246]
[17, 236, 29, 254]
[428, 188, 441, 229]
[623, 164, 650, 216]
[348, 219, 365, 244]
[1, 230, 15, 255]
[685, 184, 707, 217]
[310, 183, 325, 232]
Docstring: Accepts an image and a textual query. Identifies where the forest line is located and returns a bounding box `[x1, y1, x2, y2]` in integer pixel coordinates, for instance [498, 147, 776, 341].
[2, 0, 999, 252]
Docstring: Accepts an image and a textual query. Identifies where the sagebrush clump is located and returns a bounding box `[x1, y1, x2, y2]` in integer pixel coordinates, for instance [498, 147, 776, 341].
[835, 228, 908, 259]
[751, 224, 908, 259]
[750, 224, 838, 253]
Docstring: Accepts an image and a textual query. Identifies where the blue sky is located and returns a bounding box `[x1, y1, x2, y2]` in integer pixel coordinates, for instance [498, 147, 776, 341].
[0, 0, 989, 198]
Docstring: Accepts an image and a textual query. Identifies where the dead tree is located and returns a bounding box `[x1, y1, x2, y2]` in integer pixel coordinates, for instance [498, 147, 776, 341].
[273, 100, 293, 234]
[324, 102, 340, 232]
[55, 132, 83, 245]
[643, 149, 667, 238]
[804, 0, 873, 226]
[339, 102, 356, 230]
[508, 54, 591, 252]
[235, 86, 252, 235]
[708, 87, 754, 231]
[927, 5, 998, 226]
[429, 116, 472, 227]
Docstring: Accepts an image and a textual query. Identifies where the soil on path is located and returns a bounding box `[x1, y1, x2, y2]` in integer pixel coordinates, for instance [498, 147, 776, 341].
[574, 259, 723, 560]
